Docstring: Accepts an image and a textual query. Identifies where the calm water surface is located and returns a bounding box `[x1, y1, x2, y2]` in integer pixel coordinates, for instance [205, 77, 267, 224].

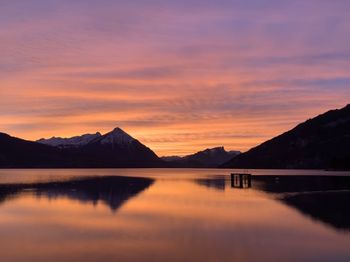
[0, 169, 349, 262]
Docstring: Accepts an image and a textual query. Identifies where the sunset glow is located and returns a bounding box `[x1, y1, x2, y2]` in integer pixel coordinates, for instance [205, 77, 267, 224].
[1, 1, 349, 156]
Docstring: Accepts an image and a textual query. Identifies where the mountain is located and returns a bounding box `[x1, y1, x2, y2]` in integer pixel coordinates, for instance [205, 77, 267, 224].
[161, 156, 183, 162]
[162, 147, 240, 168]
[222, 104, 350, 169]
[0, 128, 163, 168]
[0, 133, 69, 167]
[37, 132, 101, 148]
[71, 128, 162, 167]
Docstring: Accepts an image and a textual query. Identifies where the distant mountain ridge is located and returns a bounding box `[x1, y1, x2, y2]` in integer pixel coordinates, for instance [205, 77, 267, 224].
[162, 147, 240, 168]
[37, 132, 102, 148]
[3, 104, 349, 169]
[222, 104, 350, 169]
[37, 128, 137, 148]
[1, 127, 162, 168]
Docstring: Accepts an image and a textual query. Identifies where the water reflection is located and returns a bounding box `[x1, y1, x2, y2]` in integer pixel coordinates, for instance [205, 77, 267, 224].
[0, 176, 154, 211]
[252, 175, 350, 193]
[0, 170, 350, 261]
[195, 175, 350, 231]
[281, 191, 350, 231]
[253, 176, 350, 231]
[195, 177, 226, 191]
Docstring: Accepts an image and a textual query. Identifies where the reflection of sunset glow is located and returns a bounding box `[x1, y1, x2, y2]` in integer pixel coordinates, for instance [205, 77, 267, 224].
[1, 1, 350, 155]
[0, 174, 350, 261]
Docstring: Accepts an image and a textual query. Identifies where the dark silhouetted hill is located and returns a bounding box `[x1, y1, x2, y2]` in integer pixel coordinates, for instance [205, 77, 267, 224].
[0, 133, 68, 167]
[1, 128, 163, 168]
[222, 104, 350, 169]
[162, 147, 240, 168]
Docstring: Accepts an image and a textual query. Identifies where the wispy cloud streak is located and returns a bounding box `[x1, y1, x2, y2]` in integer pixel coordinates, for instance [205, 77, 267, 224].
[1, 0, 350, 155]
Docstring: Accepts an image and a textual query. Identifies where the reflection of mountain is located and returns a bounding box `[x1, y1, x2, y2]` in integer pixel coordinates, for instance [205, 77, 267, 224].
[194, 175, 350, 231]
[281, 191, 350, 231]
[252, 175, 350, 193]
[0, 176, 154, 211]
[253, 176, 350, 231]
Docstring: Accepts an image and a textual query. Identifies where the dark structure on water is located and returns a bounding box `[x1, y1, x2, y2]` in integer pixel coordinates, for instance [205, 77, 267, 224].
[231, 173, 252, 188]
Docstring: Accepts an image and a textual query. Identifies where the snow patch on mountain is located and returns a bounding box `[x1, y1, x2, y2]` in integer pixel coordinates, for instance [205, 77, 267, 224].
[37, 127, 137, 148]
[98, 128, 135, 146]
[37, 132, 102, 148]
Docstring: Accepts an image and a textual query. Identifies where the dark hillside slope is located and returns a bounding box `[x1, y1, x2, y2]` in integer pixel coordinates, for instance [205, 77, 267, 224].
[223, 104, 350, 169]
[0, 133, 68, 167]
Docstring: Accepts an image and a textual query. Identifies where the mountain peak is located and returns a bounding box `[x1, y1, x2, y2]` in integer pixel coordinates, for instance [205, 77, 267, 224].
[99, 127, 135, 146]
[206, 146, 225, 152]
[111, 127, 127, 134]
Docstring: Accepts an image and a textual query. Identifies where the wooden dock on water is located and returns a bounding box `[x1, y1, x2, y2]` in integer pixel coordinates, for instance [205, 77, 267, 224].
[231, 173, 252, 188]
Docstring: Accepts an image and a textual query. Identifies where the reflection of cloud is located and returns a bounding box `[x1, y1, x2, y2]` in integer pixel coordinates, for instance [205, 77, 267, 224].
[1, 0, 350, 155]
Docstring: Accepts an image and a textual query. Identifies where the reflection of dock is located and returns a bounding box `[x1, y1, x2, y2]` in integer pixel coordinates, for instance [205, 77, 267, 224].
[231, 173, 252, 188]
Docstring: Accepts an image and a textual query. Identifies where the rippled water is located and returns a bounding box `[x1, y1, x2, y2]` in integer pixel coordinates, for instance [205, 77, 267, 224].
[0, 169, 349, 261]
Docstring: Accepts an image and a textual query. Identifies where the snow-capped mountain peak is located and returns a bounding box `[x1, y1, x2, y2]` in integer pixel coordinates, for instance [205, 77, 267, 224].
[37, 128, 137, 148]
[98, 127, 136, 146]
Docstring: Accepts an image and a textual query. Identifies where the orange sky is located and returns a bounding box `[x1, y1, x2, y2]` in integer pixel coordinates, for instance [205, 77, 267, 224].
[1, 1, 350, 156]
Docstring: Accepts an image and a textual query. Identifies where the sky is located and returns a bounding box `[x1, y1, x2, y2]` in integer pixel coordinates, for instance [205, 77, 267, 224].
[0, 0, 349, 156]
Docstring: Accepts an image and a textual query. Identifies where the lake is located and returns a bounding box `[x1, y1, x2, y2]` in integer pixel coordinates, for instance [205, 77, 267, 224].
[0, 168, 350, 261]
